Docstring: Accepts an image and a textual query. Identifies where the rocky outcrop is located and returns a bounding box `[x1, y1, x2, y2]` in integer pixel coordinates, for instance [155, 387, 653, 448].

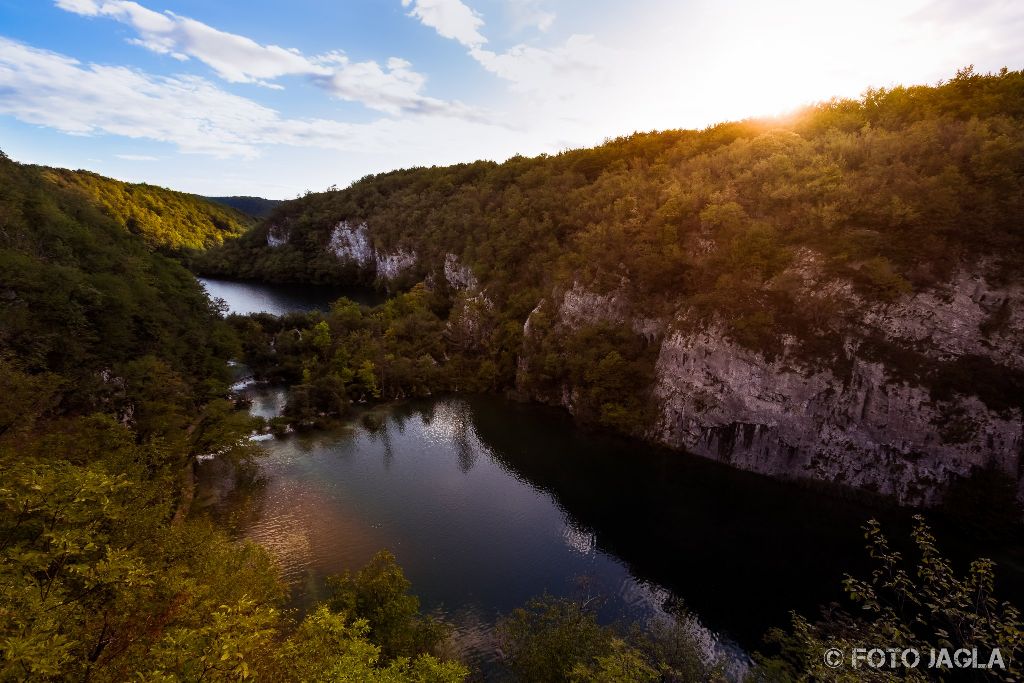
[520, 260, 1024, 506]
[559, 282, 664, 342]
[266, 224, 289, 247]
[447, 289, 495, 352]
[778, 249, 1024, 369]
[376, 249, 417, 280]
[444, 253, 479, 291]
[651, 325, 1021, 505]
[327, 221, 373, 266]
[861, 271, 1024, 370]
[326, 220, 416, 281]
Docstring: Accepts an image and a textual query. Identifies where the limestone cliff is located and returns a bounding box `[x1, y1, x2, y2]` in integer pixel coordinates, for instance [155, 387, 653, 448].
[520, 259, 1024, 506]
[325, 220, 417, 281]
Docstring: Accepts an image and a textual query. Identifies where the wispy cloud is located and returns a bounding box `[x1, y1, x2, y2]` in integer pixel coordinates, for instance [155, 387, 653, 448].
[402, 0, 614, 102]
[401, 0, 487, 48]
[0, 38, 424, 158]
[115, 153, 159, 160]
[53, 0, 483, 119]
[506, 0, 556, 32]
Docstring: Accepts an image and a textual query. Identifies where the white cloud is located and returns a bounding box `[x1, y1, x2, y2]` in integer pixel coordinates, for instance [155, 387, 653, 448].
[401, 0, 612, 103]
[0, 38, 371, 158]
[115, 153, 159, 160]
[401, 0, 616, 125]
[470, 35, 615, 96]
[54, 0, 102, 14]
[402, 0, 487, 47]
[0, 39, 517, 166]
[506, 0, 556, 32]
[54, 0, 480, 118]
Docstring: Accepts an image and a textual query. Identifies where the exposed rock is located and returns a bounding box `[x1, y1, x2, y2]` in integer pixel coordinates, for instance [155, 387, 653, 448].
[327, 220, 416, 280]
[376, 249, 417, 281]
[444, 253, 479, 290]
[650, 322, 1022, 506]
[559, 282, 665, 341]
[266, 224, 289, 247]
[522, 299, 546, 339]
[447, 289, 495, 351]
[520, 258, 1023, 506]
[774, 248, 1024, 368]
[861, 271, 1024, 369]
[327, 220, 373, 266]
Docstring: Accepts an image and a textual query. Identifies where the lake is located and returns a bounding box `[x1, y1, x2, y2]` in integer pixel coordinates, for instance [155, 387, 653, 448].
[198, 278, 1024, 678]
[198, 389, 897, 674]
[198, 277, 384, 315]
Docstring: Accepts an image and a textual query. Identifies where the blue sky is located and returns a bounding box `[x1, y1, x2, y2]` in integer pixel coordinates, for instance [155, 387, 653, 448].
[0, 0, 1020, 198]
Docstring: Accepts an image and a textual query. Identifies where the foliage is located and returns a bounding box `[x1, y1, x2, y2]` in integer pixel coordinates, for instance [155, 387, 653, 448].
[754, 516, 1023, 682]
[325, 550, 452, 660]
[229, 285, 489, 425]
[0, 154, 467, 681]
[197, 67, 1024, 429]
[0, 157, 241, 419]
[272, 607, 465, 682]
[496, 595, 725, 682]
[42, 167, 252, 251]
[205, 196, 283, 220]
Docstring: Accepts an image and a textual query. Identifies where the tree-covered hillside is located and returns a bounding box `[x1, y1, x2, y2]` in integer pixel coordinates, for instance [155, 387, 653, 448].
[42, 168, 253, 251]
[198, 67, 1024, 435]
[0, 152, 466, 681]
[206, 195, 283, 220]
[198, 67, 1024, 299]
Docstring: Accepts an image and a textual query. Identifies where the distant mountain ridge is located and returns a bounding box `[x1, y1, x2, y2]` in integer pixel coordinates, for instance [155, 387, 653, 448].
[205, 195, 283, 219]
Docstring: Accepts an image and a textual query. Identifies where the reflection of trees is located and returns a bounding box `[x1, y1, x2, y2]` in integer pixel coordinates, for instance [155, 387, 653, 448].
[369, 419, 395, 470]
[194, 456, 270, 536]
[454, 415, 477, 474]
[464, 395, 897, 650]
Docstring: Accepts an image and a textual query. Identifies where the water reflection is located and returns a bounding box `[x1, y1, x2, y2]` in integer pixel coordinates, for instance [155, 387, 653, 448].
[195, 392, 940, 674]
[198, 277, 384, 315]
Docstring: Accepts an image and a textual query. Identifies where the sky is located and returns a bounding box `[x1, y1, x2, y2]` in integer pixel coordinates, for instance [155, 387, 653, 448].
[0, 0, 1020, 198]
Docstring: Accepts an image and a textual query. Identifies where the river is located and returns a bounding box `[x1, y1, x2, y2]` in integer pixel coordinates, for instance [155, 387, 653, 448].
[195, 278, 1024, 678]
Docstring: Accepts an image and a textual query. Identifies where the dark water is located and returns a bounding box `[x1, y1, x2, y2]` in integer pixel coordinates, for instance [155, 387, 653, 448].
[199, 390, 899, 673]
[199, 280, 1024, 677]
[198, 277, 383, 314]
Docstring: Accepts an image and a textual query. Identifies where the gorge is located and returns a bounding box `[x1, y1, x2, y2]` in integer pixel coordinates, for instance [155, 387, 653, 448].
[3, 67, 1024, 681]
[196, 70, 1024, 509]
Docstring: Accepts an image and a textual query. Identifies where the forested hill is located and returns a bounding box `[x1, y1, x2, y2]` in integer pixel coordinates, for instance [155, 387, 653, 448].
[206, 195, 283, 219]
[41, 167, 254, 251]
[195, 68, 1024, 506]
[197, 67, 1024, 302]
[0, 151, 468, 680]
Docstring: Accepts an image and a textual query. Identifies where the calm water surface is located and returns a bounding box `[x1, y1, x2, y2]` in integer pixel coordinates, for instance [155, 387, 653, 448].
[200, 279, 1024, 677]
[198, 390, 893, 672]
[199, 277, 383, 314]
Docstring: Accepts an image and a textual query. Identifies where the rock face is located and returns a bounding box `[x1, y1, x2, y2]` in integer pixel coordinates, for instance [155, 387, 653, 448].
[326, 220, 416, 281]
[559, 282, 664, 341]
[266, 224, 289, 247]
[860, 270, 1024, 370]
[327, 221, 373, 266]
[376, 249, 416, 280]
[444, 253, 479, 291]
[651, 326, 1021, 505]
[522, 264, 1024, 506]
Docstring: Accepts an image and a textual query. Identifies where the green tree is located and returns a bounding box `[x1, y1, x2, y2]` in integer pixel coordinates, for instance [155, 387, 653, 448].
[755, 516, 1023, 682]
